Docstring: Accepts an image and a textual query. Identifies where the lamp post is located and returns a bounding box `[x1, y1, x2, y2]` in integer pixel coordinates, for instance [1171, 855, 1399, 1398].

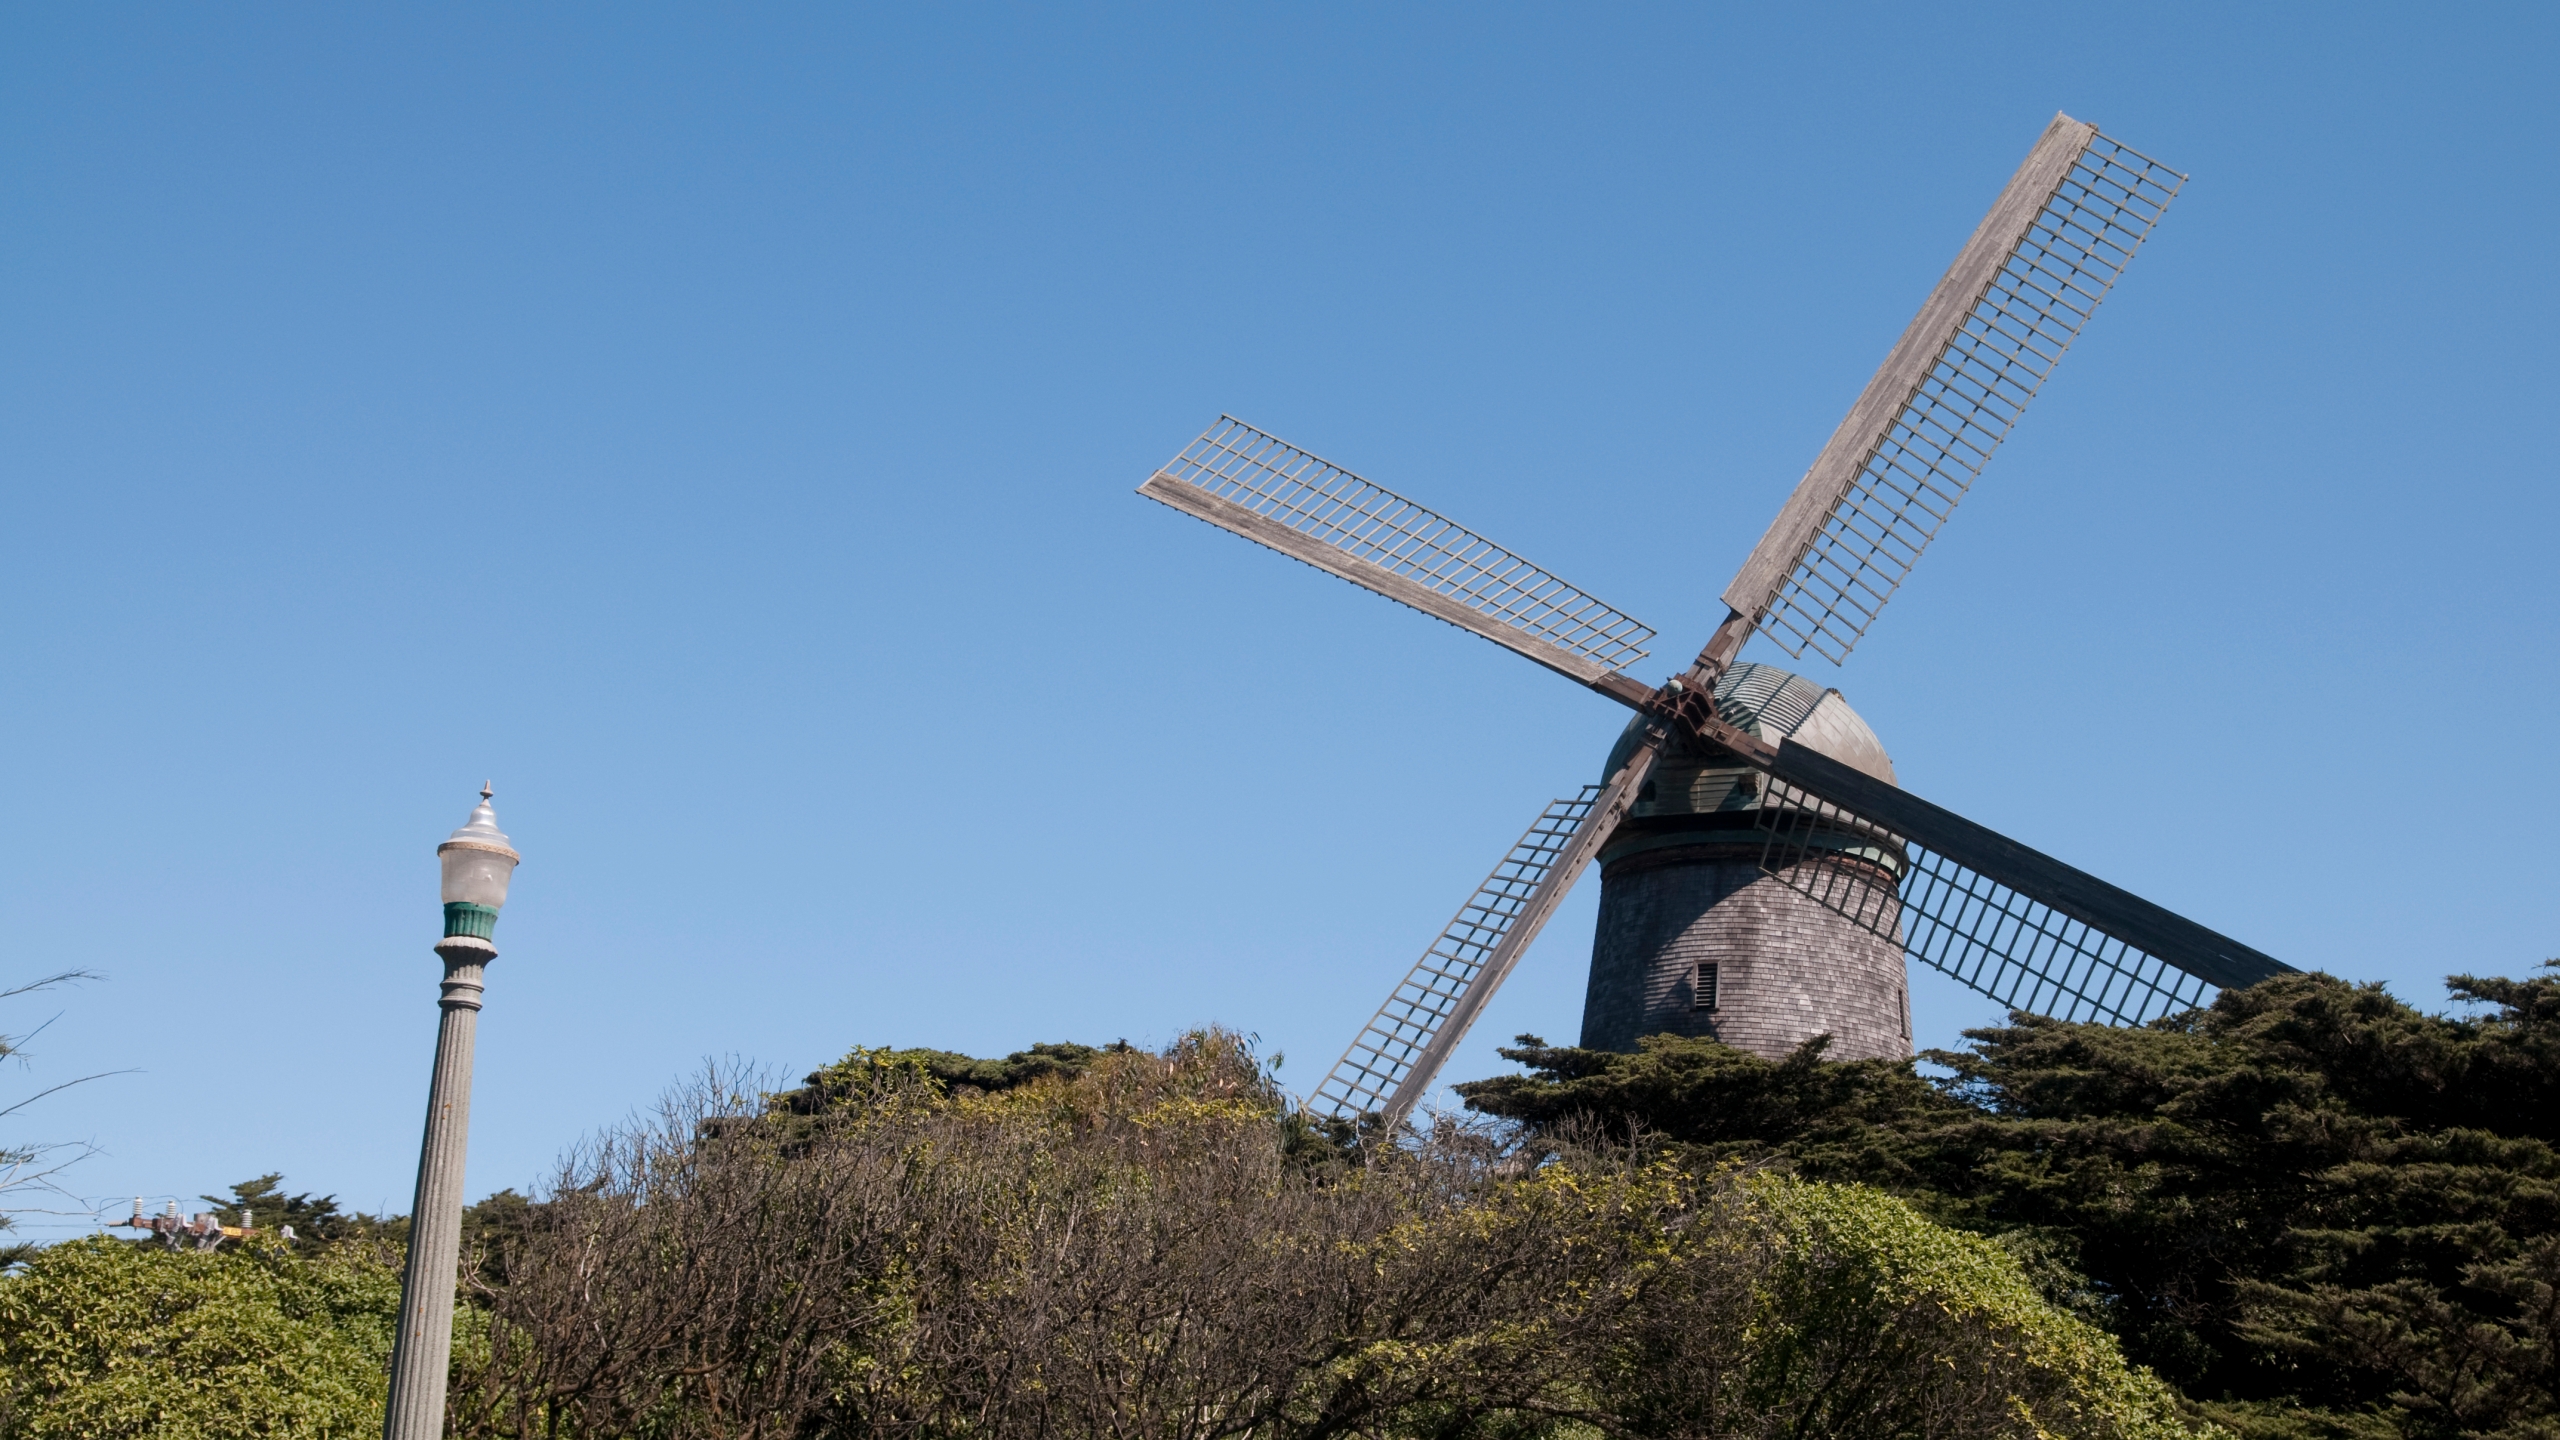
[383, 785, 520, 1440]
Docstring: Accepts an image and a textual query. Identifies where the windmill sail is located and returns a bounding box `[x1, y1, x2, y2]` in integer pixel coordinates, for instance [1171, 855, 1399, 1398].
[1140, 417, 1656, 692]
[1311, 741, 1659, 1126]
[1749, 742, 2290, 1025]
[1723, 116, 2185, 666]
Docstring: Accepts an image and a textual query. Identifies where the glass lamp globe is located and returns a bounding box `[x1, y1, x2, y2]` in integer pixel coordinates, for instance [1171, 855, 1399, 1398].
[437, 785, 521, 937]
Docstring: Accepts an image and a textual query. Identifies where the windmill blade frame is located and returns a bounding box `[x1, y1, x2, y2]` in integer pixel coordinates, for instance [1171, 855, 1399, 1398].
[1746, 740, 2291, 1025]
[1139, 416, 1658, 697]
[1715, 114, 2186, 670]
[1310, 735, 1662, 1128]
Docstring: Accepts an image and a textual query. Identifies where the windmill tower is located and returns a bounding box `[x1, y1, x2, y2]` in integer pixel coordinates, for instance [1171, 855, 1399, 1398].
[1583, 662, 1910, 1061]
[1133, 113, 2292, 1127]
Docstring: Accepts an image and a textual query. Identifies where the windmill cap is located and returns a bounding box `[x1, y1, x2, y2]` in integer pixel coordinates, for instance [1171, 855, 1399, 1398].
[438, 794, 519, 860]
[1603, 660, 1896, 788]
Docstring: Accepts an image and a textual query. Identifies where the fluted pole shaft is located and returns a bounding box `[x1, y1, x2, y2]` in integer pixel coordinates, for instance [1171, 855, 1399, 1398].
[382, 936, 493, 1440]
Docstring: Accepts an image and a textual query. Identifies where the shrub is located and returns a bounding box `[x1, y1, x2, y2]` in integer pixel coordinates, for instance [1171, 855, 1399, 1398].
[454, 1030, 2212, 1440]
[0, 1235, 401, 1440]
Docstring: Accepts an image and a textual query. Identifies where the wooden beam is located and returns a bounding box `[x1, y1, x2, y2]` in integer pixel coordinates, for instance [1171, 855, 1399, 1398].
[1589, 671, 1658, 711]
[1683, 607, 1757, 689]
[1378, 734, 1664, 1127]
[1141, 471, 1650, 702]
[1720, 112, 2097, 623]
[1766, 742, 2294, 993]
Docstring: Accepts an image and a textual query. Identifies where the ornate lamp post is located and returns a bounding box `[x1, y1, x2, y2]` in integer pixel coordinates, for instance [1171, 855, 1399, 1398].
[383, 785, 520, 1440]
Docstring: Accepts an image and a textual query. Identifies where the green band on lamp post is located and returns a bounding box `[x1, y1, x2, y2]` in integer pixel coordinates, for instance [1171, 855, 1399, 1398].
[443, 901, 501, 940]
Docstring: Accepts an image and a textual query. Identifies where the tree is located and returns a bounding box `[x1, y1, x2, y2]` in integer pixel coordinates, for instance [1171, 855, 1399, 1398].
[770, 1038, 1130, 1115]
[449, 1030, 2211, 1440]
[0, 1233, 402, 1439]
[199, 1175, 363, 1248]
[1457, 966, 2560, 1440]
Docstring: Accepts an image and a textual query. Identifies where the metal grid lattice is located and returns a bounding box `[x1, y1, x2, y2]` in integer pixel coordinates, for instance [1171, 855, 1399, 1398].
[1754, 780, 2214, 1027]
[1157, 418, 1656, 676]
[1760, 132, 2186, 664]
[1311, 788, 1603, 1120]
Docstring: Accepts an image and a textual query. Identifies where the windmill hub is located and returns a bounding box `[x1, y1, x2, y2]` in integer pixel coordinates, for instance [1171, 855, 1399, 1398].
[1583, 662, 1912, 1061]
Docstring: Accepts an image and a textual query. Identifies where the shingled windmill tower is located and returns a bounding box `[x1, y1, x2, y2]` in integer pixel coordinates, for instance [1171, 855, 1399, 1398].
[1133, 113, 2294, 1126]
[1582, 663, 1909, 1060]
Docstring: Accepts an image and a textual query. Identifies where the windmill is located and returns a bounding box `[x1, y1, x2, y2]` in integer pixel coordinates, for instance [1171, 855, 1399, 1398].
[1134, 113, 2291, 1129]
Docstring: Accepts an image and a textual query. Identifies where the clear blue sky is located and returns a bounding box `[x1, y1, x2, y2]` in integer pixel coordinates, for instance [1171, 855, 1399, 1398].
[4, 5, 2553, 1238]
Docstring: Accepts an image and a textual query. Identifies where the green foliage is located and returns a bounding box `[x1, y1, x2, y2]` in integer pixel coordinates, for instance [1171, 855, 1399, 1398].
[0, 1234, 402, 1439]
[771, 1038, 1130, 1114]
[454, 1030, 2210, 1439]
[1457, 965, 2560, 1440]
[1739, 1173, 2205, 1440]
[1461, 1029, 1963, 1186]
[199, 1174, 407, 1248]
[458, 1189, 532, 1284]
